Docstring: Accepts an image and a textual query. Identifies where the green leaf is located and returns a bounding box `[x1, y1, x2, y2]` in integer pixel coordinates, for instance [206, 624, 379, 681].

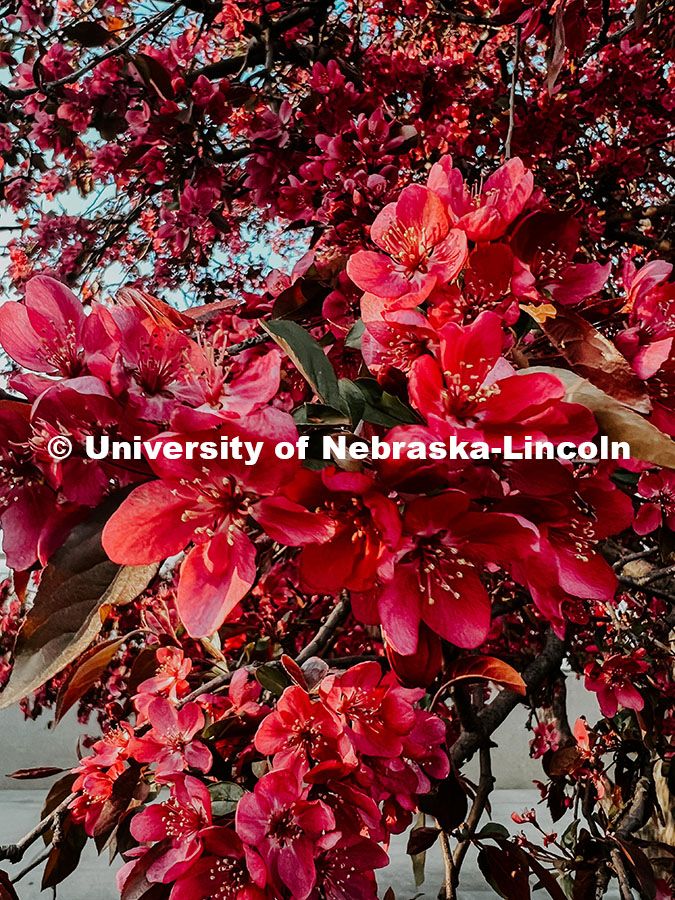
[560, 820, 578, 851]
[262, 320, 343, 410]
[292, 403, 351, 426]
[338, 379, 365, 426]
[208, 782, 245, 817]
[355, 378, 418, 427]
[255, 664, 289, 696]
[345, 319, 365, 349]
[477, 822, 510, 840]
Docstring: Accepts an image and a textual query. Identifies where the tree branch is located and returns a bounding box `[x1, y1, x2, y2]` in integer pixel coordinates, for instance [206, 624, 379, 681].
[296, 592, 351, 664]
[449, 745, 494, 897]
[450, 631, 566, 766]
[0, 1, 182, 101]
[0, 792, 75, 864]
[582, 0, 675, 60]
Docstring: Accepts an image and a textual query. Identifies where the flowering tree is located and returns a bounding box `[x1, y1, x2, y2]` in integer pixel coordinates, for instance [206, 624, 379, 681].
[1, 1, 675, 899]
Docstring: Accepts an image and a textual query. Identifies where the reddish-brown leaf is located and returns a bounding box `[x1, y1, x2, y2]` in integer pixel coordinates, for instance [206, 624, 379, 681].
[541, 308, 651, 413]
[0, 495, 157, 711]
[546, 745, 582, 778]
[617, 839, 656, 900]
[407, 827, 440, 855]
[7, 766, 65, 780]
[445, 656, 526, 695]
[54, 635, 129, 724]
[0, 871, 20, 900]
[478, 845, 531, 900]
[547, 6, 566, 94]
[41, 818, 87, 890]
[281, 654, 308, 690]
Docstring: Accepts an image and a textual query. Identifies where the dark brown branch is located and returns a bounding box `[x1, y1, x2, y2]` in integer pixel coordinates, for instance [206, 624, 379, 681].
[0, 792, 75, 864]
[450, 631, 566, 766]
[296, 592, 351, 664]
[449, 745, 494, 898]
[225, 334, 271, 356]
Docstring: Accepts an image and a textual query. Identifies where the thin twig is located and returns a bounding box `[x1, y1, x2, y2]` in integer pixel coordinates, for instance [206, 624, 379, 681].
[640, 562, 675, 585]
[439, 832, 454, 900]
[612, 547, 655, 570]
[11, 847, 52, 884]
[505, 25, 521, 160]
[450, 745, 494, 894]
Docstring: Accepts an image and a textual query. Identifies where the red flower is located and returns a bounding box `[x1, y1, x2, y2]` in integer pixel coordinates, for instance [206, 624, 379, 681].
[0, 408, 68, 571]
[181, 348, 283, 420]
[254, 685, 348, 767]
[408, 310, 596, 447]
[321, 661, 421, 757]
[101, 306, 205, 422]
[134, 646, 192, 722]
[360, 294, 437, 375]
[530, 722, 560, 759]
[69, 725, 134, 835]
[385, 622, 443, 688]
[0, 274, 95, 377]
[347, 184, 468, 307]
[103, 413, 332, 637]
[30, 375, 151, 506]
[310, 837, 389, 900]
[427, 156, 533, 242]
[621, 257, 673, 314]
[129, 697, 212, 777]
[501, 462, 634, 627]
[130, 775, 214, 882]
[170, 827, 268, 900]
[634, 470, 675, 535]
[235, 768, 337, 900]
[354, 491, 537, 654]
[509, 211, 610, 306]
[262, 468, 401, 594]
[584, 654, 648, 718]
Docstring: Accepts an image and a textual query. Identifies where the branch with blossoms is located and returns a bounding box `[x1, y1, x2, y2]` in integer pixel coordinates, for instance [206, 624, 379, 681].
[1, 0, 674, 299]
[3, 33, 675, 894]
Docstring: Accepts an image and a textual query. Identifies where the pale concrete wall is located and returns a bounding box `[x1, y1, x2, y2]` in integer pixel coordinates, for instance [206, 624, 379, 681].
[0, 673, 600, 790]
[0, 704, 87, 790]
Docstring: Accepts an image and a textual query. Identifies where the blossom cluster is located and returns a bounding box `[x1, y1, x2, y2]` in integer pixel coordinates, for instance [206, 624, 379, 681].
[0, 147, 674, 899]
[69, 649, 447, 900]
